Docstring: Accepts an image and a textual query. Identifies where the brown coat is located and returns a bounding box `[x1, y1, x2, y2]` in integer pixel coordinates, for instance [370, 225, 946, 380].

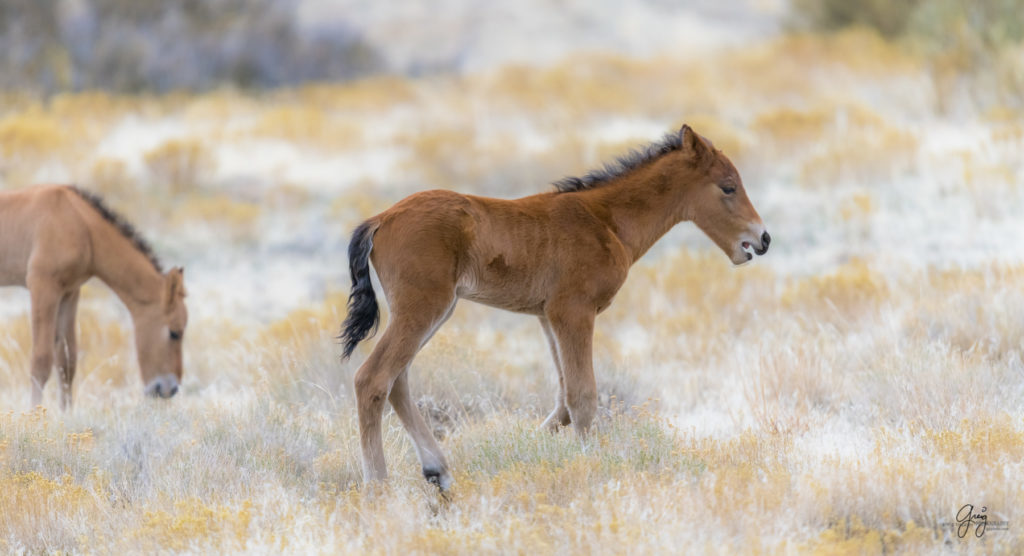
[339, 125, 770, 490]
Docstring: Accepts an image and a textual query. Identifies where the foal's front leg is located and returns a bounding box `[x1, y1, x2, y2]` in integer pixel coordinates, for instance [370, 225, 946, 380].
[545, 304, 597, 434]
[27, 281, 60, 407]
[538, 316, 571, 431]
[55, 289, 80, 410]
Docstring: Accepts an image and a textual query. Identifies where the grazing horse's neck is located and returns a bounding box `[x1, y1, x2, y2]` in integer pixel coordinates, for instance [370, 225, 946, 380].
[91, 234, 164, 317]
[584, 156, 690, 263]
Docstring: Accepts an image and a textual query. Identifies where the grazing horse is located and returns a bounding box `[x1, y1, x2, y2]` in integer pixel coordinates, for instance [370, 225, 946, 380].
[339, 125, 770, 490]
[0, 185, 188, 408]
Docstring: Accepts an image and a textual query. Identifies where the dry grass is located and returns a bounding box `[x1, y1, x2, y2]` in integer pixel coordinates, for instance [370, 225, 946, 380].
[0, 27, 1023, 555]
[2, 253, 1023, 553]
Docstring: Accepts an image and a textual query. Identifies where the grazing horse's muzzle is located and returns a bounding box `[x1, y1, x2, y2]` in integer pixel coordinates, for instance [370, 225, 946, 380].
[145, 374, 180, 398]
[754, 231, 771, 256]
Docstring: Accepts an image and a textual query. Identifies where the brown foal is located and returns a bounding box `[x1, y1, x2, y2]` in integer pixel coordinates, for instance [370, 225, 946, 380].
[340, 125, 770, 490]
[0, 185, 187, 408]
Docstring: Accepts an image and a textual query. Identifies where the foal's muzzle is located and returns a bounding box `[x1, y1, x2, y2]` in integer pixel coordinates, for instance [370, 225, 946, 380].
[737, 229, 771, 263]
[145, 374, 180, 398]
[754, 231, 771, 256]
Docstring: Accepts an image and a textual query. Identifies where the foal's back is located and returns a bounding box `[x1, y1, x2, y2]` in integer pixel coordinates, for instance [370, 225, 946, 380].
[369, 189, 629, 315]
[0, 186, 91, 287]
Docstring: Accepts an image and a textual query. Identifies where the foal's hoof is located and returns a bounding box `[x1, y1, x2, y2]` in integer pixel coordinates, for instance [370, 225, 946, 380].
[540, 411, 572, 432]
[540, 418, 562, 433]
[423, 467, 453, 492]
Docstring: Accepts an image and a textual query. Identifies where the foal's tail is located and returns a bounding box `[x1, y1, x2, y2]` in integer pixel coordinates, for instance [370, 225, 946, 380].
[340, 219, 381, 359]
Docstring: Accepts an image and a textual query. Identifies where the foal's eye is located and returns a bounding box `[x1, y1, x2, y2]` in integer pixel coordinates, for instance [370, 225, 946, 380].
[169, 330, 182, 341]
[720, 185, 736, 195]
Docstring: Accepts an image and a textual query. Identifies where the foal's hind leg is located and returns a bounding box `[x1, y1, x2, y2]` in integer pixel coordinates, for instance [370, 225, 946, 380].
[55, 289, 80, 410]
[538, 316, 571, 431]
[387, 303, 456, 489]
[354, 290, 455, 486]
[389, 368, 452, 489]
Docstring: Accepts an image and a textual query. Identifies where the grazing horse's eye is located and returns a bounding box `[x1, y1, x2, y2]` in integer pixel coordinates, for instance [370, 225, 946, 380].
[720, 185, 736, 195]
[169, 330, 182, 341]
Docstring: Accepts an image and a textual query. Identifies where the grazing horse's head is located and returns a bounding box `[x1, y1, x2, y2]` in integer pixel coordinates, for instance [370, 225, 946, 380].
[676, 125, 770, 265]
[137, 267, 188, 399]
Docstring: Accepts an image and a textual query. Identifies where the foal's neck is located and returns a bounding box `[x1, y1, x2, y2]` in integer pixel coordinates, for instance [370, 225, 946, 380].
[91, 230, 164, 316]
[585, 157, 689, 263]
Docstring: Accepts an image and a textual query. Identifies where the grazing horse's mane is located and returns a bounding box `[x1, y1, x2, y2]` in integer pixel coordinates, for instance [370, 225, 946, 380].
[552, 130, 689, 193]
[69, 186, 163, 273]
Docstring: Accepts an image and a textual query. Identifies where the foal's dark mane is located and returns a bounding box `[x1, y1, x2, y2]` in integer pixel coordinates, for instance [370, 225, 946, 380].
[69, 186, 163, 273]
[552, 130, 686, 193]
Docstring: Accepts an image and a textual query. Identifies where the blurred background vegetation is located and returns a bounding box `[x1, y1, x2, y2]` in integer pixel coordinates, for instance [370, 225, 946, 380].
[791, 0, 1024, 109]
[1, 0, 1021, 112]
[792, 0, 1023, 43]
[0, 0, 380, 93]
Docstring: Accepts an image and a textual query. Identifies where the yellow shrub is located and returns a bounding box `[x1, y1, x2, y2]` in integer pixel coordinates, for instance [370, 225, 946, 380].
[170, 195, 261, 240]
[487, 56, 636, 117]
[839, 191, 875, 221]
[76, 311, 135, 389]
[183, 89, 259, 124]
[0, 109, 67, 160]
[400, 126, 489, 187]
[247, 105, 364, 149]
[781, 259, 888, 314]
[804, 516, 938, 555]
[753, 106, 832, 144]
[294, 76, 416, 112]
[800, 126, 918, 186]
[0, 469, 104, 552]
[88, 157, 136, 199]
[130, 499, 254, 552]
[926, 416, 1024, 463]
[758, 29, 920, 76]
[49, 91, 139, 124]
[0, 471, 91, 511]
[259, 291, 348, 349]
[144, 138, 216, 193]
[328, 187, 395, 221]
[0, 316, 32, 391]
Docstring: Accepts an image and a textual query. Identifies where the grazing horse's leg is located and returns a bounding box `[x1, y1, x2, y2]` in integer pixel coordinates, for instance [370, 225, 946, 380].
[354, 288, 456, 486]
[538, 316, 571, 431]
[55, 289, 80, 410]
[545, 301, 598, 435]
[27, 281, 61, 407]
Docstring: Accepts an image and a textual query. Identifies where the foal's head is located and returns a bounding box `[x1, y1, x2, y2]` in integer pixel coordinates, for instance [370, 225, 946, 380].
[136, 267, 188, 398]
[676, 125, 770, 265]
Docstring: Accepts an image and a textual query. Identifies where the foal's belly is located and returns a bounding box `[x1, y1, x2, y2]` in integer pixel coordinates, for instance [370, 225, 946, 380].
[456, 270, 547, 315]
[459, 290, 545, 315]
[0, 243, 29, 287]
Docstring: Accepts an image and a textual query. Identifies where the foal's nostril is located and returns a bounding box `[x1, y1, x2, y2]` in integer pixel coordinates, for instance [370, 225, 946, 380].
[153, 382, 162, 396]
[762, 231, 771, 248]
[169, 384, 179, 397]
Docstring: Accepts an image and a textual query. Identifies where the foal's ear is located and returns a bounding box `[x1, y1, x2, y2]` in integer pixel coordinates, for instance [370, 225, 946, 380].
[164, 267, 186, 309]
[679, 124, 711, 162]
